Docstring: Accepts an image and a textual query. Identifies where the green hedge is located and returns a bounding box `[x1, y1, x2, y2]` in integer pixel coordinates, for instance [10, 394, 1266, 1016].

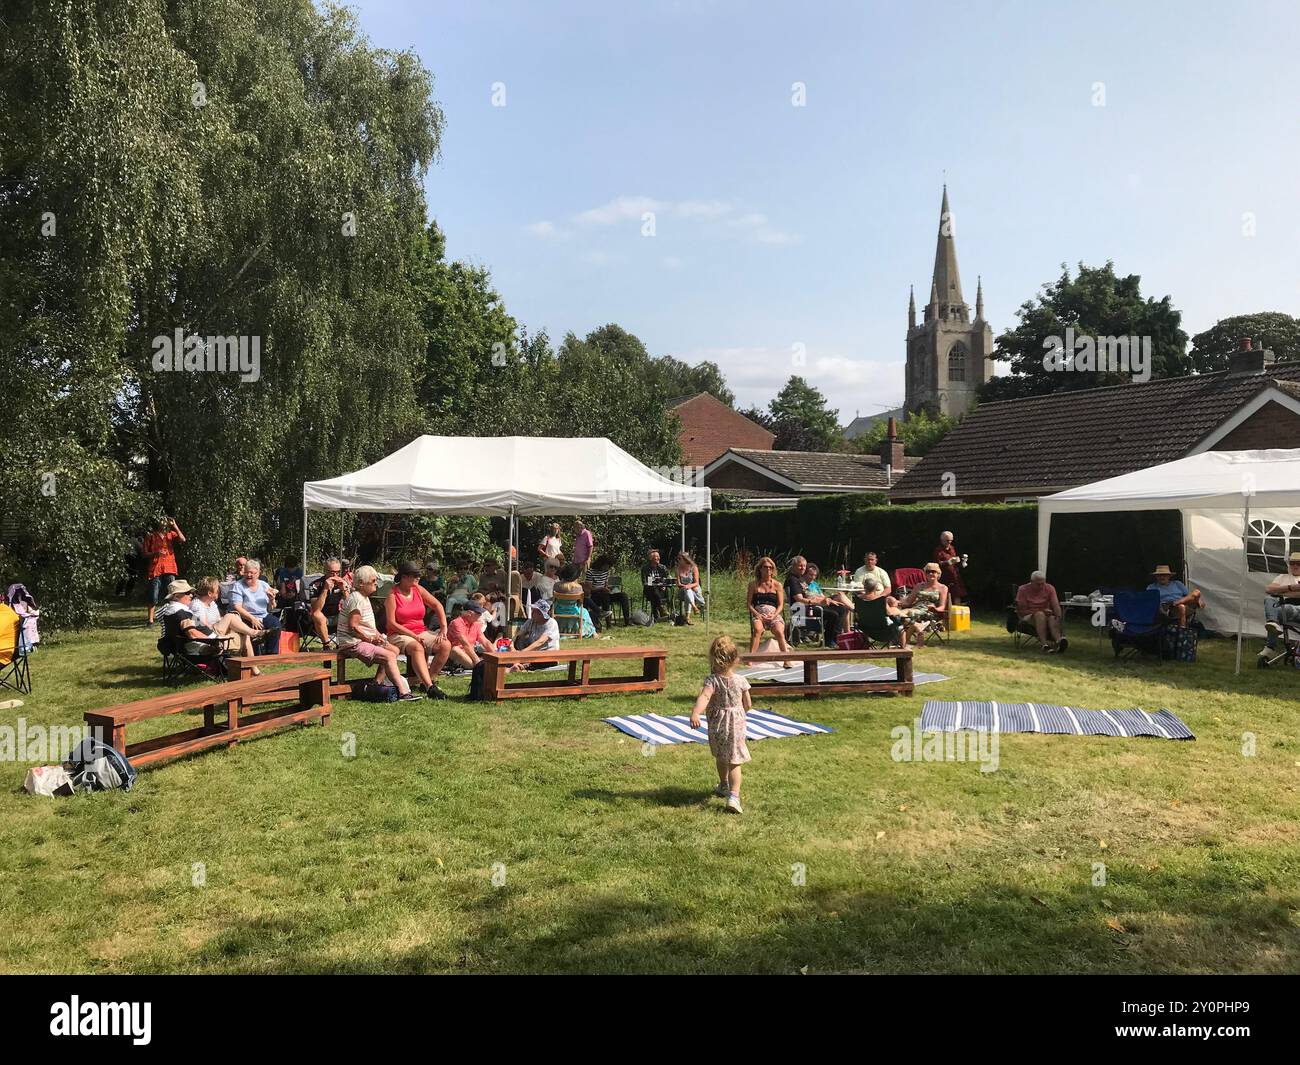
[691, 496, 1183, 606]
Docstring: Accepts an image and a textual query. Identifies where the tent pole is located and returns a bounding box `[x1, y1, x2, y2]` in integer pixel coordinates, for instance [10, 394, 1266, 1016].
[302, 508, 309, 572]
[705, 510, 711, 633]
[508, 507, 516, 627]
[1235, 498, 1249, 674]
[681, 513, 686, 556]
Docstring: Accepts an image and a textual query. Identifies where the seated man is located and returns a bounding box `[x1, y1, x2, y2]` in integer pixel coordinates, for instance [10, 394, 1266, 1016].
[785, 555, 845, 646]
[229, 558, 281, 655]
[309, 557, 351, 649]
[508, 599, 562, 672]
[446, 600, 494, 670]
[1015, 570, 1067, 654]
[641, 549, 670, 619]
[856, 576, 909, 647]
[853, 550, 893, 604]
[1261, 551, 1300, 658]
[1148, 564, 1204, 628]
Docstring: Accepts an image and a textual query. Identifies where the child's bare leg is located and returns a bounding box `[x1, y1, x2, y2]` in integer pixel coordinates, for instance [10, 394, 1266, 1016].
[715, 757, 729, 788]
[727, 764, 742, 796]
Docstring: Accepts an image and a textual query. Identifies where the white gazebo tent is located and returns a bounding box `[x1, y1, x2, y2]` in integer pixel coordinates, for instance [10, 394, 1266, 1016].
[1037, 448, 1300, 673]
[302, 435, 713, 627]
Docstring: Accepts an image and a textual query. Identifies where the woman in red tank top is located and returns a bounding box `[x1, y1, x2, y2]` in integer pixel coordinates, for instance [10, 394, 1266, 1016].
[384, 561, 452, 698]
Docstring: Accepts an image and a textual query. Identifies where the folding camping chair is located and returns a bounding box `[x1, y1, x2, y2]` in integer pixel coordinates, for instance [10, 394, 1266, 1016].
[1108, 590, 1167, 661]
[157, 630, 231, 683]
[0, 603, 33, 694]
[788, 600, 824, 646]
[855, 596, 905, 649]
[1257, 593, 1300, 669]
[893, 567, 947, 646]
[1006, 583, 1042, 650]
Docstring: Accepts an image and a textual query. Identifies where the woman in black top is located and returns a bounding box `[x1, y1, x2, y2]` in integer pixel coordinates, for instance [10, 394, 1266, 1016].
[747, 556, 796, 666]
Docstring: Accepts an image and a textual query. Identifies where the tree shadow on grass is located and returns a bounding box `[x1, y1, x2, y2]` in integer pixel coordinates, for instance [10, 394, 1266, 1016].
[191, 866, 1300, 974]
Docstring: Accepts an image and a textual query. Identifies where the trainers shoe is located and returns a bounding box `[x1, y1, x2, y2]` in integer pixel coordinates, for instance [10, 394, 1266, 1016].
[425, 685, 447, 700]
[1266, 621, 1283, 635]
[1056, 637, 1069, 654]
[725, 795, 743, 814]
[713, 783, 729, 798]
[399, 691, 423, 701]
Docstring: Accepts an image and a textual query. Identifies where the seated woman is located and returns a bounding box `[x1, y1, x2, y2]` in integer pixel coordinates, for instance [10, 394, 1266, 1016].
[161, 580, 229, 663]
[554, 563, 599, 633]
[189, 576, 262, 664]
[585, 554, 630, 626]
[228, 558, 281, 656]
[507, 600, 562, 672]
[855, 576, 910, 648]
[806, 563, 853, 610]
[384, 560, 451, 699]
[336, 565, 420, 700]
[675, 551, 704, 624]
[419, 562, 445, 605]
[444, 561, 479, 613]
[897, 562, 949, 640]
[747, 556, 797, 668]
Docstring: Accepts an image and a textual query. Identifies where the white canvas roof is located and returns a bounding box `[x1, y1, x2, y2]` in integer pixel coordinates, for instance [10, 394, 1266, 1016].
[302, 435, 711, 515]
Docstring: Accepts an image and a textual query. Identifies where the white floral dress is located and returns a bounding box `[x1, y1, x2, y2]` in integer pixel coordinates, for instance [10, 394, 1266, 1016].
[704, 672, 751, 764]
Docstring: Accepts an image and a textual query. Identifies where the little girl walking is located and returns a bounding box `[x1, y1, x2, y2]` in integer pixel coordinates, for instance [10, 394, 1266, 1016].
[690, 634, 752, 814]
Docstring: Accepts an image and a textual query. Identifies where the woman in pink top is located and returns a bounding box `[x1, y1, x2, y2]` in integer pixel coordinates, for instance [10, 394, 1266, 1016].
[385, 561, 452, 697]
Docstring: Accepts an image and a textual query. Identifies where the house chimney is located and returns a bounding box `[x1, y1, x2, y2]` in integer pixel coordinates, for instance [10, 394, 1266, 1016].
[1227, 336, 1273, 375]
[878, 416, 905, 484]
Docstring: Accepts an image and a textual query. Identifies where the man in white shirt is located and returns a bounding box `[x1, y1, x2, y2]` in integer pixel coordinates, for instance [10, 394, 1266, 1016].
[519, 558, 555, 609]
[1261, 551, 1300, 656]
[852, 551, 892, 599]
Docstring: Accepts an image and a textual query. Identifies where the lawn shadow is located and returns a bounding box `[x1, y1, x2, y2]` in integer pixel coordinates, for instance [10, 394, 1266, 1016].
[572, 785, 708, 809]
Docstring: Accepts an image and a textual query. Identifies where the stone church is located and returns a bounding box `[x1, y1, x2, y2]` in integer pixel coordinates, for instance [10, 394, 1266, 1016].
[905, 186, 992, 417]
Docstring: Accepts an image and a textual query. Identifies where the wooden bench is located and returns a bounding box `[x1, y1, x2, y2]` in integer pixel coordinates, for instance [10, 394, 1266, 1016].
[225, 651, 354, 704]
[479, 646, 667, 701]
[85, 666, 332, 769]
[740, 648, 913, 697]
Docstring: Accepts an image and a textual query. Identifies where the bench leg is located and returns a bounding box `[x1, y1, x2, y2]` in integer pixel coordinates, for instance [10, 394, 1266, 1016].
[302, 676, 331, 726]
[899, 654, 914, 686]
[580, 657, 591, 695]
[226, 698, 241, 746]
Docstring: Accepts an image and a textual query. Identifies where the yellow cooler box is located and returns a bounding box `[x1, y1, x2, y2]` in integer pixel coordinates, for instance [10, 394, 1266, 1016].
[948, 605, 971, 632]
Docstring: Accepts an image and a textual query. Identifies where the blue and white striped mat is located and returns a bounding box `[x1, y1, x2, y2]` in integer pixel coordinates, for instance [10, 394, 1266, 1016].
[739, 663, 950, 686]
[604, 708, 833, 746]
[920, 700, 1194, 740]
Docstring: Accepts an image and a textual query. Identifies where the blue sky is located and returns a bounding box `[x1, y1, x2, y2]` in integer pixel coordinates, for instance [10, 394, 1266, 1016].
[353, 0, 1300, 422]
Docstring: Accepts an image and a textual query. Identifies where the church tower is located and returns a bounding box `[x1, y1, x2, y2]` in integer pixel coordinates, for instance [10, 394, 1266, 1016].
[904, 186, 992, 417]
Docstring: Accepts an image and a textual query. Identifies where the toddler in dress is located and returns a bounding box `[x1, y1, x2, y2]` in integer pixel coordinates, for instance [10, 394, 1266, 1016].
[690, 634, 752, 814]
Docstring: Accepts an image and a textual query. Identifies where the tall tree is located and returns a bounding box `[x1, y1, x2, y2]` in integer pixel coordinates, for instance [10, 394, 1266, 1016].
[650, 355, 734, 406]
[850, 409, 958, 458]
[768, 376, 842, 451]
[1188, 313, 1300, 374]
[981, 262, 1189, 402]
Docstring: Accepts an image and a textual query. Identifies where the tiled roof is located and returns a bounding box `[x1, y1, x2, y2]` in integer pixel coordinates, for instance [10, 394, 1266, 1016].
[890, 364, 1300, 499]
[842, 407, 907, 440]
[729, 448, 918, 491]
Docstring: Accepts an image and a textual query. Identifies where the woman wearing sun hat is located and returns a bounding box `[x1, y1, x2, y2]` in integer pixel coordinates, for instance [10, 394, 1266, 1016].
[1146, 564, 1204, 628]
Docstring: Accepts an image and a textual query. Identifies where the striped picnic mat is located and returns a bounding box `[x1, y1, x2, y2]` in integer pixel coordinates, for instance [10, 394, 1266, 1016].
[738, 663, 950, 686]
[920, 699, 1194, 740]
[604, 708, 832, 746]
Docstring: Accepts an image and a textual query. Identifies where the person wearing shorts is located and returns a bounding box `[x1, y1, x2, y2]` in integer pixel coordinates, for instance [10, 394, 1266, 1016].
[336, 565, 419, 700]
[143, 516, 185, 625]
[384, 560, 450, 698]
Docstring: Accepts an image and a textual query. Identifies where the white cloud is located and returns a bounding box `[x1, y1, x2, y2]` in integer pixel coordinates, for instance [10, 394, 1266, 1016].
[575, 196, 663, 225]
[526, 220, 567, 239]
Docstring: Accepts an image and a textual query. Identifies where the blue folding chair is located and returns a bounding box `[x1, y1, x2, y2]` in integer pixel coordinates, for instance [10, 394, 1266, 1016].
[1108, 590, 1166, 661]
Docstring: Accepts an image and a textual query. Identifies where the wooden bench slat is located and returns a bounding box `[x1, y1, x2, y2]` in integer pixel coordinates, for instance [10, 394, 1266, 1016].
[90, 667, 330, 723]
[482, 646, 666, 662]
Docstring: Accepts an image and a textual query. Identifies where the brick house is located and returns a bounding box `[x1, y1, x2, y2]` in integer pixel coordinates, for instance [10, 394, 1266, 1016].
[701, 419, 914, 507]
[670, 392, 775, 467]
[890, 342, 1300, 502]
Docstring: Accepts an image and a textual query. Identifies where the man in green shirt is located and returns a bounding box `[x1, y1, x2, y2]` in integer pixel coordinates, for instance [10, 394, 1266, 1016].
[852, 551, 891, 599]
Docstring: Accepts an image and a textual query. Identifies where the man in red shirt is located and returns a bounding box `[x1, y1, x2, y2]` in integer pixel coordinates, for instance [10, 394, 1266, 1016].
[143, 516, 186, 625]
[1015, 570, 1067, 654]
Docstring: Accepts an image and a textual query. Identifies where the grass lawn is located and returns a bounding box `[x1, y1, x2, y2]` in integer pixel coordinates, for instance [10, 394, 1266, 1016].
[2, 574, 1299, 974]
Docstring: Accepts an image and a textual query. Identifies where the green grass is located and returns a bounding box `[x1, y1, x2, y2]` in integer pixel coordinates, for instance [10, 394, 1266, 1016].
[2, 576, 1299, 974]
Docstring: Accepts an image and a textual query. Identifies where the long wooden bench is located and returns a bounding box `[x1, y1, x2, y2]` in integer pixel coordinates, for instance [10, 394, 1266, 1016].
[479, 646, 667, 701]
[85, 666, 332, 769]
[225, 651, 354, 704]
[740, 648, 913, 697]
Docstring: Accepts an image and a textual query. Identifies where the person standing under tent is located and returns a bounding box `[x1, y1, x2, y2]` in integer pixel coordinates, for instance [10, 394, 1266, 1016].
[539, 523, 563, 563]
[573, 520, 594, 573]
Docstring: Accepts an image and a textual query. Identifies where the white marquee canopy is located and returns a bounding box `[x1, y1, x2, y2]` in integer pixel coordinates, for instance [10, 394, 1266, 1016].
[1038, 449, 1300, 671]
[302, 435, 713, 626]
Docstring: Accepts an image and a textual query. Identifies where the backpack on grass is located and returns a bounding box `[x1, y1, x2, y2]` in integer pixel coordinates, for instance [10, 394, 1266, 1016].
[65, 737, 136, 792]
[349, 679, 398, 702]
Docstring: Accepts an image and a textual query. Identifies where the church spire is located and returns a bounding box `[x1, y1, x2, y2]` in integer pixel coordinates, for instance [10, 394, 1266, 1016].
[975, 276, 984, 321]
[931, 184, 965, 315]
[908, 285, 916, 329]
